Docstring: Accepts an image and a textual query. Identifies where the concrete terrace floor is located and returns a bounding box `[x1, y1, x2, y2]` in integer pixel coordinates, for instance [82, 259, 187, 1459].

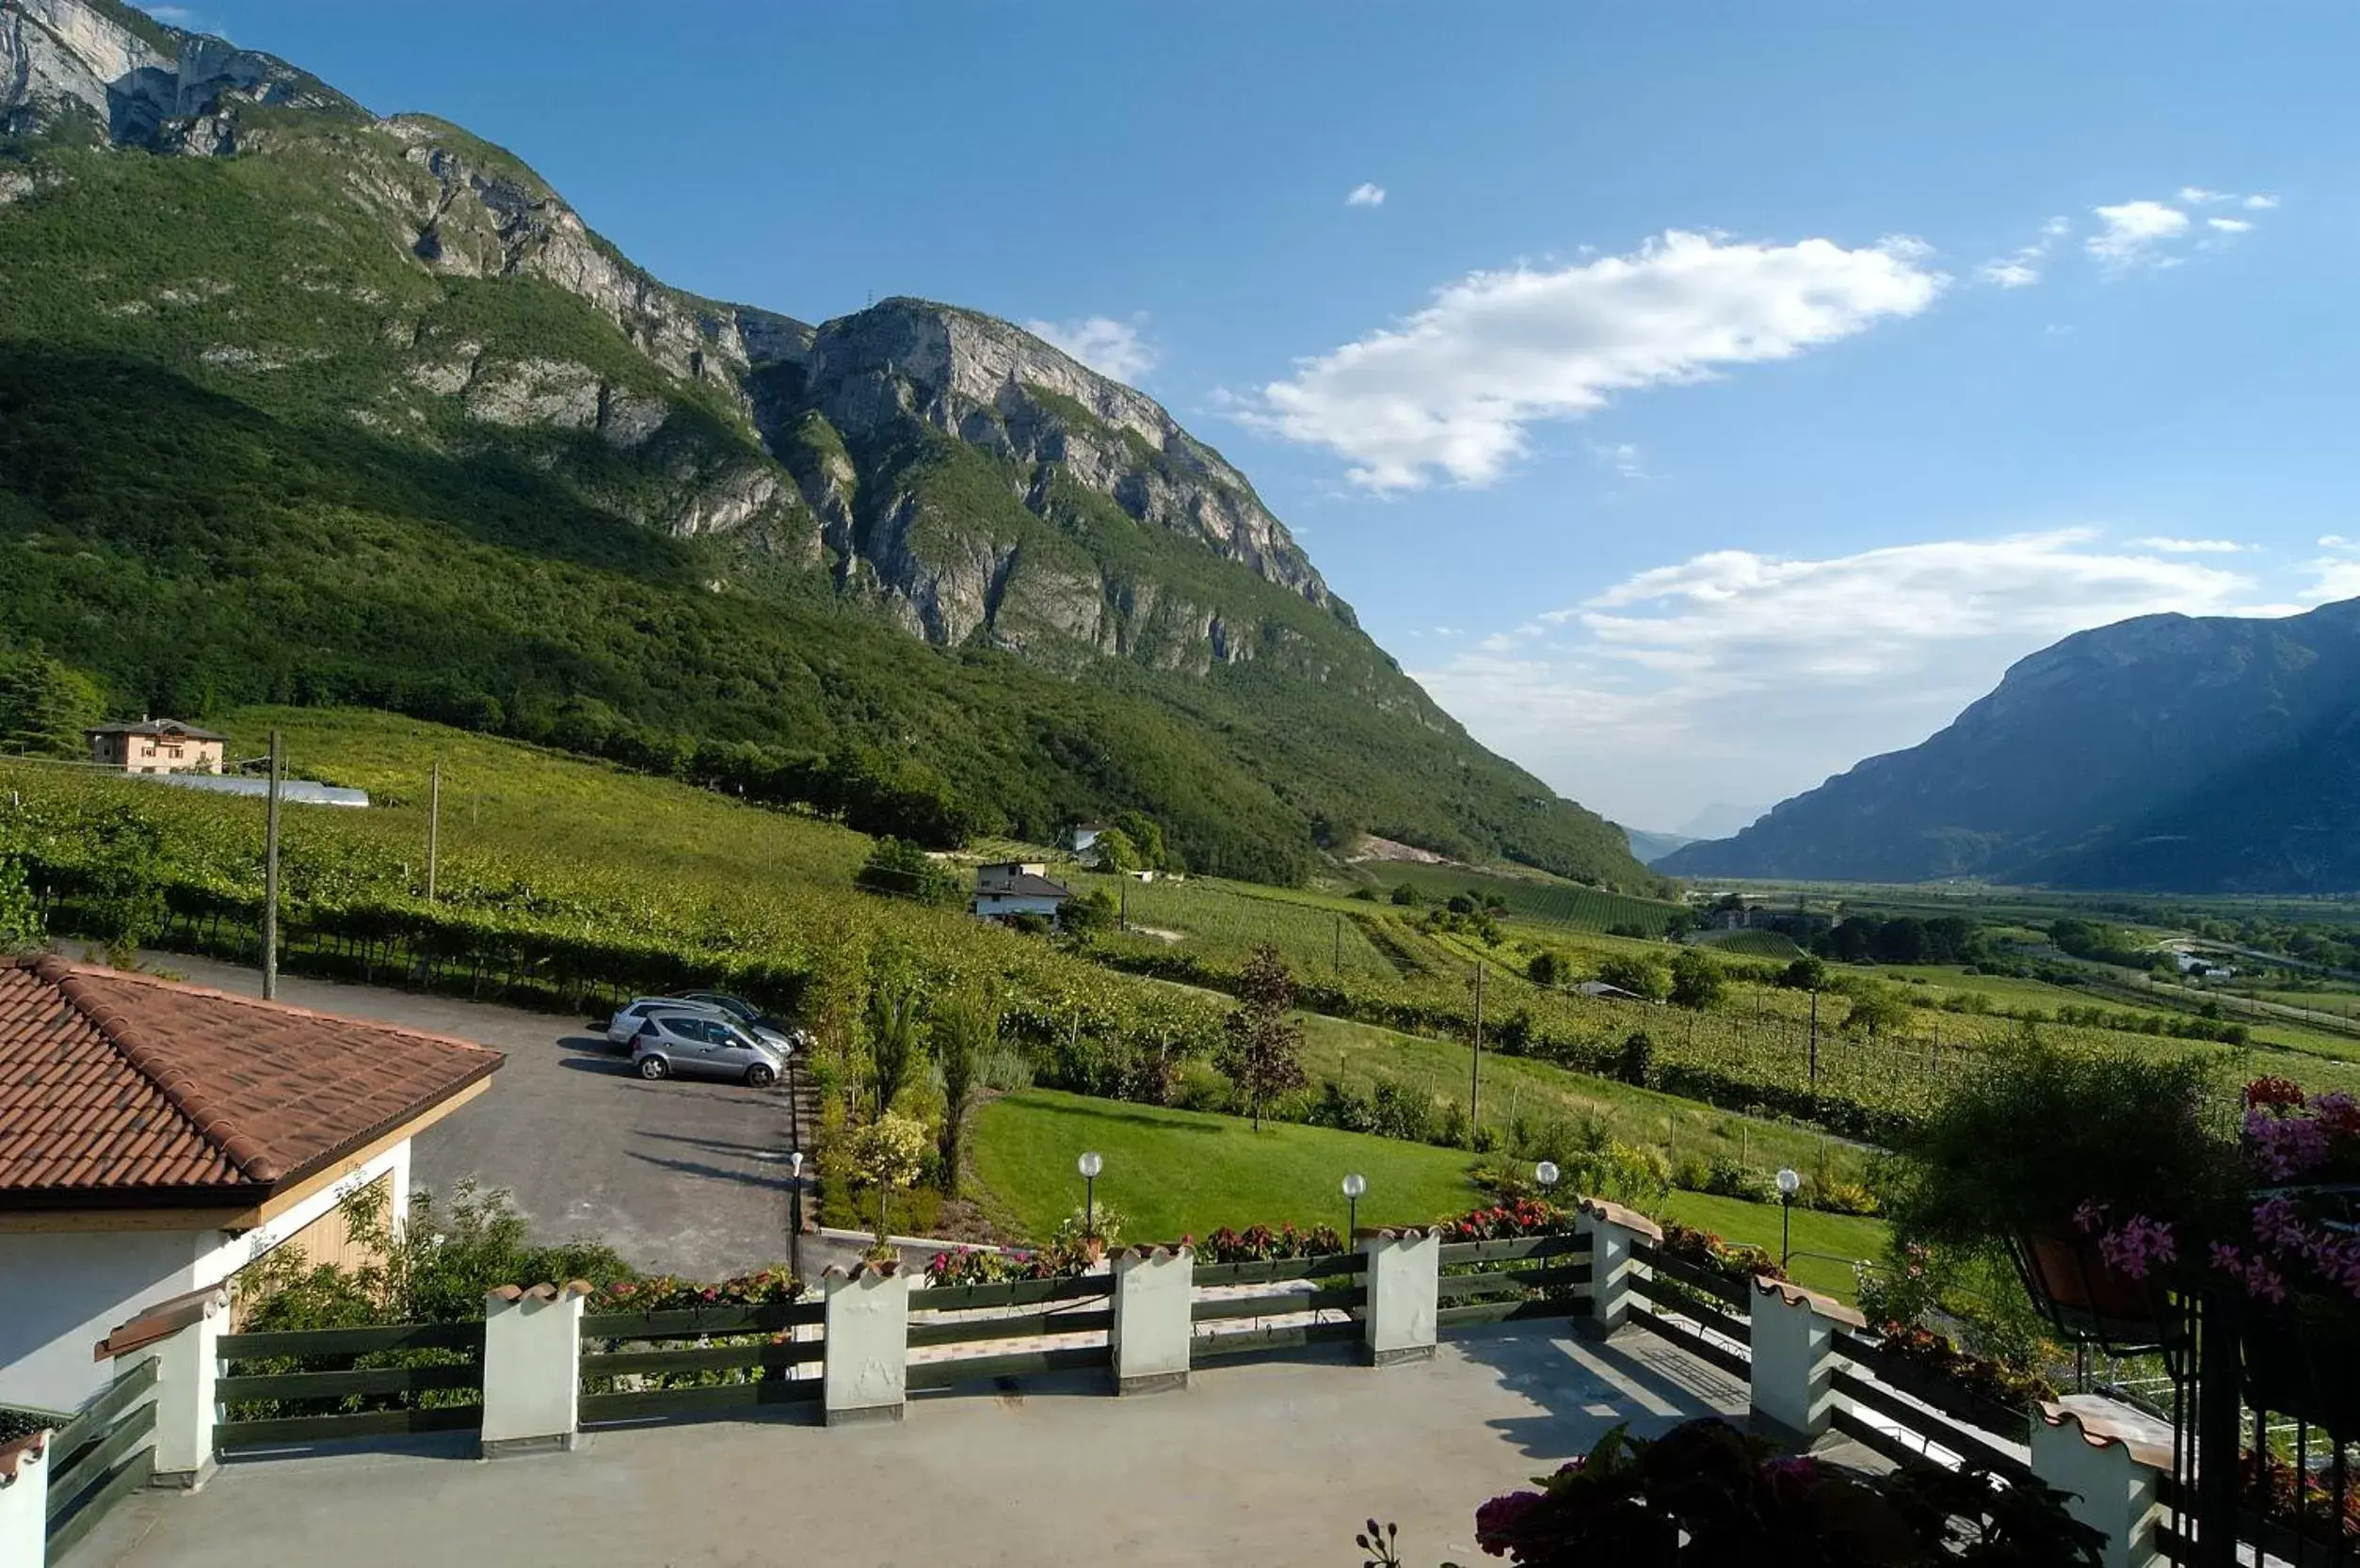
[76, 1325, 1746, 1568]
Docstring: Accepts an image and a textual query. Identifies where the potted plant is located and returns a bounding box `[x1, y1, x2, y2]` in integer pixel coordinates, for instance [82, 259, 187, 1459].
[1881, 1038, 2235, 1352]
[1357, 1415, 2105, 1564]
[2215, 1079, 2360, 1438]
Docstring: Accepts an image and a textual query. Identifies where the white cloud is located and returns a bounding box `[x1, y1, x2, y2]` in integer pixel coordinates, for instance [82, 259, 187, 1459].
[1412, 531, 2263, 824]
[1242, 230, 1944, 491]
[1588, 440, 1646, 480]
[2086, 200, 2192, 271]
[2178, 186, 2227, 204]
[2207, 216, 2253, 234]
[1022, 314, 1158, 383]
[148, 4, 198, 20]
[1977, 216, 2071, 287]
[1345, 183, 1387, 208]
[2245, 194, 2281, 210]
[2130, 536, 2247, 553]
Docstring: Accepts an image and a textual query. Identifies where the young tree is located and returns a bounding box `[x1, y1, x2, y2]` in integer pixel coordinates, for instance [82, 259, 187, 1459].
[0, 649, 103, 759]
[865, 981, 926, 1114]
[1526, 949, 1565, 987]
[930, 987, 998, 1196]
[849, 1111, 929, 1250]
[1090, 825, 1142, 873]
[1842, 984, 1914, 1040]
[1217, 943, 1307, 1131]
[1780, 954, 1829, 992]
[1668, 949, 1724, 1010]
[1109, 809, 1173, 872]
[1597, 952, 1668, 1001]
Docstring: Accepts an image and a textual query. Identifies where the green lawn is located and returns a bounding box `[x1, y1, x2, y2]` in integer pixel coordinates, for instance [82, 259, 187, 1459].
[970, 1088, 1487, 1243]
[1657, 1191, 1888, 1303]
[966, 1087, 1888, 1304]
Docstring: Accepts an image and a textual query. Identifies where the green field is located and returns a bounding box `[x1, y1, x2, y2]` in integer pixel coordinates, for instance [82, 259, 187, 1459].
[969, 1088, 1486, 1241]
[1074, 872, 1405, 982]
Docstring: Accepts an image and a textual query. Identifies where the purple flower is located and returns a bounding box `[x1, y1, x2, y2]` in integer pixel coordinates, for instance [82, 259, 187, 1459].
[2073, 1199, 2108, 1235]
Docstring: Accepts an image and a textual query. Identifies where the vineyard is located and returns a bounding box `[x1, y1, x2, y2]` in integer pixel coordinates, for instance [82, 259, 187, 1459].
[1363, 859, 1686, 935]
[8, 706, 2357, 1162]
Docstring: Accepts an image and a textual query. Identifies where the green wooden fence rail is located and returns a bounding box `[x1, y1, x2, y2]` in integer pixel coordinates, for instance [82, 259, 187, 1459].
[215, 1320, 486, 1450]
[905, 1275, 1112, 1312]
[578, 1302, 825, 1339]
[1191, 1254, 1366, 1287]
[907, 1306, 1112, 1349]
[43, 1360, 159, 1562]
[1436, 1234, 1590, 1266]
[1191, 1286, 1364, 1323]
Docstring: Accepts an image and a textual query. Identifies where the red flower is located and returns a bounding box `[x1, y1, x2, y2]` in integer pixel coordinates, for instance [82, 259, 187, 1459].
[1473, 1490, 1545, 1555]
[2247, 1077, 2306, 1110]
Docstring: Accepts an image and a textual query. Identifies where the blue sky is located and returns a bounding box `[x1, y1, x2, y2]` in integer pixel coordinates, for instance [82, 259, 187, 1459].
[166, 1, 2360, 832]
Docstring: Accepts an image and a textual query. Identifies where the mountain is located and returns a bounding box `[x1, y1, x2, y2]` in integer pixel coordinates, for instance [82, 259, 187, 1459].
[1619, 827, 1697, 866]
[1661, 600, 2360, 892]
[0, 0, 1662, 890]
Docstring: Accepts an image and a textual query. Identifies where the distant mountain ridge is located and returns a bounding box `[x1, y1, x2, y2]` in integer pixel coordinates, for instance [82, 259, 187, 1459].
[1662, 600, 2360, 892]
[0, 0, 1661, 890]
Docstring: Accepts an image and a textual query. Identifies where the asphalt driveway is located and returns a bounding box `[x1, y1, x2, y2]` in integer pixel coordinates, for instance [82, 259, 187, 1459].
[127, 952, 808, 1280]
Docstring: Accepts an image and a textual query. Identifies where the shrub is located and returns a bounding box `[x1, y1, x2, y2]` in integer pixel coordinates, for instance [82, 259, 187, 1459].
[1596, 953, 1666, 1000]
[1668, 950, 1724, 1010]
[1701, 1153, 1775, 1203]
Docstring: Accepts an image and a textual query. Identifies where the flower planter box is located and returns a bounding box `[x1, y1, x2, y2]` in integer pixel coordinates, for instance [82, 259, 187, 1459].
[1871, 1353, 2034, 1443]
[2010, 1231, 2174, 1352]
[2242, 1295, 2360, 1441]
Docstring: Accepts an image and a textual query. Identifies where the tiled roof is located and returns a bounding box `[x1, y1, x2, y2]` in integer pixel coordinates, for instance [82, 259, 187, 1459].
[980, 874, 1072, 900]
[0, 955, 502, 1208]
[83, 719, 226, 741]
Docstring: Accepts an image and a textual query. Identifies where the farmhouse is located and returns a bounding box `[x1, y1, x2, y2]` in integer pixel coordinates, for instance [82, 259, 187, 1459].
[85, 718, 226, 776]
[1068, 821, 1108, 858]
[0, 955, 502, 1414]
[972, 861, 1074, 924]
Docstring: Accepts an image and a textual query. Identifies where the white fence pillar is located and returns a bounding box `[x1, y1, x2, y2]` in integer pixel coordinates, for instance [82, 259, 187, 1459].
[2032, 1402, 2173, 1568]
[90, 1282, 227, 1491]
[1361, 1229, 1439, 1367]
[480, 1281, 589, 1457]
[1576, 1199, 1662, 1332]
[0, 1432, 46, 1568]
[1747, 1279, 1862, 1445]
[1111, 1246, 1192, 1396]
[823, 1263, 909, 1425]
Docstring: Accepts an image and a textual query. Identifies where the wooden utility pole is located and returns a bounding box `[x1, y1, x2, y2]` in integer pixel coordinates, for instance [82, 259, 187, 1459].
[1807, 987, 1820, 1092]
[1469, 962, 1485, 1147]
[425, 760, 441, 904]
[262, 729, 282, 1000]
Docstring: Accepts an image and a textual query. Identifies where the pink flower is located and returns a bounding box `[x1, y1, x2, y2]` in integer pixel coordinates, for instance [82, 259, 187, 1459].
[2098, 1215, 2177, 1280]
[2073, 1199, 2108, 1235]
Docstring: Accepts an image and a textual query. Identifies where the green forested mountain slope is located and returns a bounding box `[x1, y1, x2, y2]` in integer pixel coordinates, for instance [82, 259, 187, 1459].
[0, 0, 1661, 891]
[1662, 600, 2360, 893]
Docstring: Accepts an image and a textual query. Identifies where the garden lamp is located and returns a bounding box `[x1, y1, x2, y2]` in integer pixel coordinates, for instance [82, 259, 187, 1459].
[1078, 1150, 1104, 1239]
[1342, 1172, 1367, 1236]
[1776, 1167, 1801, 1267]
[787, 1150, 805, 1282]
[1534, 1160, 1561, 1195]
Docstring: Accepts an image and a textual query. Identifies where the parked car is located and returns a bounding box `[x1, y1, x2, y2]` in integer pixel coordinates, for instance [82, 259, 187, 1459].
[629, 1009, 785, 1087]
[605, 996, 800, 1056]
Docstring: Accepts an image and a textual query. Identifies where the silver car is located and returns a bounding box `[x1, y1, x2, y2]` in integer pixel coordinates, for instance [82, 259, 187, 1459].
[629, 1009, 785, 1087]
[604, 996, 799, 1056]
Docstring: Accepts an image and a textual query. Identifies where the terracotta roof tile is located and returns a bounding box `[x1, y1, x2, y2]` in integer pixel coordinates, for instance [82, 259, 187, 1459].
[0, 955, 502, 1208]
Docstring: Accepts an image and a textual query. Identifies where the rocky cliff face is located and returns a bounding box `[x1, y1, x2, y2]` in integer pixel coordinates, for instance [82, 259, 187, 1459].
[0, 0, 1664, 890]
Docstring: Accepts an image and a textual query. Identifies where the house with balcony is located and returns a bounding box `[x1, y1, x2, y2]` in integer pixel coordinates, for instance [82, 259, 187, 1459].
[971, 861, 1075, 924]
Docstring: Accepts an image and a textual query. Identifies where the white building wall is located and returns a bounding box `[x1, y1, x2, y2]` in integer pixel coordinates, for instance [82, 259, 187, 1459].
[0, 1141, 411, 1416]
[0, 1228, 209, 1414]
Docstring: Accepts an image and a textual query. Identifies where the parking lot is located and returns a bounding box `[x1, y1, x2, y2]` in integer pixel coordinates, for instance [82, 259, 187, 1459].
[138, 953, 811, 1280]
